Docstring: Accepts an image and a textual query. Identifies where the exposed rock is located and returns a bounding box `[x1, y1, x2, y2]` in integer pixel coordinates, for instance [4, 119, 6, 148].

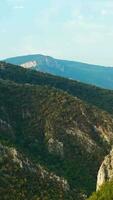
[0, 143, 70, 194]
[37, 164, 70, 191]
[94, 125, 113, 144]
[48, 138, 64, 157]
[66, 128, 98, 153]
[97, 148, 113, 190]
[21, 61, 37, 69]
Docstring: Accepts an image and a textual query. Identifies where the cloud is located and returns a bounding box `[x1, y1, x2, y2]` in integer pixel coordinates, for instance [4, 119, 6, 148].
[101, 9, 107, 16]
[13, 5, 24, 9]
[7, 0, 25, 9]
[7, 0, 25, 3]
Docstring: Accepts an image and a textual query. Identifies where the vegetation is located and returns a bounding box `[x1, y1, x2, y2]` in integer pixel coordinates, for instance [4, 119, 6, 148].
[1, 62, 113, 199]
[0, 143, 80, 200]
[1, 62, 113, 115]
[88, 180, 113, 200]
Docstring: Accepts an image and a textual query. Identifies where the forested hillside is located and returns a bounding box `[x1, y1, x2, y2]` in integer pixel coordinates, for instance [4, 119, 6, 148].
[1, 62, 113, 199]
[0, 62, 113, 115]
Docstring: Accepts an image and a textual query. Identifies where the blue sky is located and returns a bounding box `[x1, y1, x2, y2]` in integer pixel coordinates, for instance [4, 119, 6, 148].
[0, 0, 113, 66]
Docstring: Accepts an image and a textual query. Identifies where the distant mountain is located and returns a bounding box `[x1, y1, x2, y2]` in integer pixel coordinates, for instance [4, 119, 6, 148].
[4, 54, 113, 90]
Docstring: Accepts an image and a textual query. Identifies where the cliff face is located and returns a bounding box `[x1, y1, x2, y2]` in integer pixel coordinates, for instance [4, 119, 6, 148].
[97, 148, 113, 190]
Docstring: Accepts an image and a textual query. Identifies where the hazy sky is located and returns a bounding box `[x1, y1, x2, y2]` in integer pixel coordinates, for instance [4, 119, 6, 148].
[0, 0, 113, 66]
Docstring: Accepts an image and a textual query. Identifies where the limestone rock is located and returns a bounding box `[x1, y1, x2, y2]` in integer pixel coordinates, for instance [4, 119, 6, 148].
[48, 138, 64, 157]
[66, 128, 98, 153]
[21, 61, 37, 69]
[0, 143, 70, 194]
[97, 148, 113, 190]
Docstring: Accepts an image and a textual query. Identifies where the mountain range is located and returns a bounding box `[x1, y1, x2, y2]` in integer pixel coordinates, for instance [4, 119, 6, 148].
[1, 61, 113, 200]
[4, 54, 113, 90]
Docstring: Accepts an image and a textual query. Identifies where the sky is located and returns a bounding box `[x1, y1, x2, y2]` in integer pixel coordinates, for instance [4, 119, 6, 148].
[0, 0, 113, 66]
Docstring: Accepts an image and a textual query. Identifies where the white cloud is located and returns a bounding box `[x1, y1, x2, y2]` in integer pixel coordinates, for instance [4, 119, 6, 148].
[7, 0, 25, 9]
[101, 9, 107, 16]
[7, 0, 25, 3]
[13, 5, 24, 9]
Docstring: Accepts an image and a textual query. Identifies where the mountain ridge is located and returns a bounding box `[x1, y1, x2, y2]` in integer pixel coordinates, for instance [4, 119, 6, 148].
[4, 54, 112, 68]
[1, 61, 113, 115]
[4, 54, 113, 90]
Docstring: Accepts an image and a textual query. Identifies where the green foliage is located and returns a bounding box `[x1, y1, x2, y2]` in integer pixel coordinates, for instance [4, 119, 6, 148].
[88, 181, 113, 200]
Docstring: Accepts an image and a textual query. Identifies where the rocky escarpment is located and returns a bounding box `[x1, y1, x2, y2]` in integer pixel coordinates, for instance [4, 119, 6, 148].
[96, 148, 113, 190]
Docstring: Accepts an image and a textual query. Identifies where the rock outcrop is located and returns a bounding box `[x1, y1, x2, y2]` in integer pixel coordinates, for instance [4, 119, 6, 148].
[97, 148, 113, 190]
[48, 138, 64, 157]
[21, 61, 37, 69]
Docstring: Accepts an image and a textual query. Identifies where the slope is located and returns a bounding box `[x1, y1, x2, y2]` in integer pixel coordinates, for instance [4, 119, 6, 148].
[0, 143, 79, 200]
[4, 54, 113, 89]
[1, 78, 113, 198]
[0, 61, 113, 115]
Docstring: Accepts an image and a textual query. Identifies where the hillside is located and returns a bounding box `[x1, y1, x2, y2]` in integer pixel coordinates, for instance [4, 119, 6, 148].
[1, 76, 113, 199]
[1, 62, 113, 115]
[4, 54, 113, 90]
[0, 143, 78, 200]
[1, 62, 113, 199]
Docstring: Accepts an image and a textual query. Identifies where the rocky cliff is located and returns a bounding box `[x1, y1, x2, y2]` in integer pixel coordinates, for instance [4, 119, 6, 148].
[97, 148, 113, 190]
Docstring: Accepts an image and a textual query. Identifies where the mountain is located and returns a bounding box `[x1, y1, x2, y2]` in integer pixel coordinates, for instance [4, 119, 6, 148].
[1, 62, 113, 199]
[4, 54, 113, 90]
[1, 61, 113, 115]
